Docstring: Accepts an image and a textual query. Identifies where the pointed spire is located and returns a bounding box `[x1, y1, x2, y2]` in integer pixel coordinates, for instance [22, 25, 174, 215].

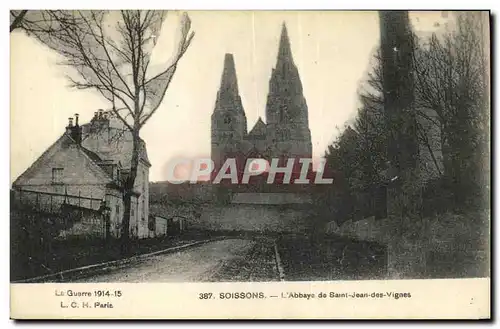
[265, 22, 309, 130]
[277, 22, 293, 65]
[215, 53, 245, 117]
[219, 53, 239, 96]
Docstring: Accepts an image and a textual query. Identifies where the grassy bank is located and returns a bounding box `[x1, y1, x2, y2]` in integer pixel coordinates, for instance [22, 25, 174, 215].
[276, 234, 387, 281]
[338, 210, 490, 279]
[11, 231, 214, 282]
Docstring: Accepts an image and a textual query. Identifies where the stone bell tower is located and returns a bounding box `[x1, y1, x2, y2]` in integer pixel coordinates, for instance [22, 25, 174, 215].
[265, 23, 312, 162]
[211, 53, 248, 177]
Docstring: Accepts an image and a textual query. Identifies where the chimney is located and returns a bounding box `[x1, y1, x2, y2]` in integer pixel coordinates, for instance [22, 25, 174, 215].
[66, 117, 74, 134]
[98, 109, 103, 120]
[70, 113, 82, 145]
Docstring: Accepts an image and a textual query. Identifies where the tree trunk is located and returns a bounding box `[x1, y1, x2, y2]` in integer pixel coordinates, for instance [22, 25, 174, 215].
[121, 192, 131, 254]
[120, 130, 140, 255]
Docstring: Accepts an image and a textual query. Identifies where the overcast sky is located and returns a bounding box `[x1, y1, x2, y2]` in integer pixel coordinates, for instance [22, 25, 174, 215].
[10, 11, 450, 183]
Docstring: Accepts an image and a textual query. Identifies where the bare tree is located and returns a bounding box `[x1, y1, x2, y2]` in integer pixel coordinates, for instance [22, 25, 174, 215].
[10, 10, 72, 34]
[23, 10, 194, 251]
[10, 10, 28, 32]
[321, 12, 489, 224]
[413, 12, 489, 206]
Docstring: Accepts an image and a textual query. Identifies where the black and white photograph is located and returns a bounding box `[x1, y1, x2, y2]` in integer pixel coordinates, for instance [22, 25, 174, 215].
[9, 9, 491, 319]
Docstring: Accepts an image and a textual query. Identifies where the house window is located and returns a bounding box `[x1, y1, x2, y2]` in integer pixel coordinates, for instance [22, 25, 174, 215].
[52, 168, 64, 184]
[223, 115, 232, 124]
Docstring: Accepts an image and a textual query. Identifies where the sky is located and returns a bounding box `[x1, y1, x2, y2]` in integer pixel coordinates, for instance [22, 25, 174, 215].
[10, 11, 450, 183]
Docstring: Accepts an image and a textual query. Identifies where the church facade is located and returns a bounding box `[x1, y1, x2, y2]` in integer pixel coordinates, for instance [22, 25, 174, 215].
[211, 23, 313, 182]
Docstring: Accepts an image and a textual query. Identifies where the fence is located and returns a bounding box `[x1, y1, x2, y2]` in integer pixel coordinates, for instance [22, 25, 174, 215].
[13, 188, 104, 212]
[11, 189, 109, 240]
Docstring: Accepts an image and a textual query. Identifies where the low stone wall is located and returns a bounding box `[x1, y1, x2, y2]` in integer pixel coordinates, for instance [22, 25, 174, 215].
[150, 202, 202, 222]
[194, 204, 314, 233]
[151, 202, 311, 233]
[231, 192, 312, 205]
[331, 210, 490, 279]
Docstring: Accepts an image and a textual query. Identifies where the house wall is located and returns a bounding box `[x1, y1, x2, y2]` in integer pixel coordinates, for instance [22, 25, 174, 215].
[105, 189, 123, 238]
[13, 136, 151, 239]
[16, 143, 110, 195]
[13, 142, 111, 212]
[15, 111, 153, 240]
[81, 119, 152, 239]
[104, 191, 148, 239]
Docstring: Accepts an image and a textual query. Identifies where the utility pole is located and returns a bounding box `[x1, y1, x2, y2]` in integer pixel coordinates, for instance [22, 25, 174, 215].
[379, 11, 420, 219]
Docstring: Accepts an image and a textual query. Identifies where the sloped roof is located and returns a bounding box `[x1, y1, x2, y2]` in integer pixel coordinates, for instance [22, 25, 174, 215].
[12, 133, 114, 187]
[80, 146, 103, 163]
[80, 113, 151, 168]
[92, 134, 150, 168]
[248, 117, 267, 137]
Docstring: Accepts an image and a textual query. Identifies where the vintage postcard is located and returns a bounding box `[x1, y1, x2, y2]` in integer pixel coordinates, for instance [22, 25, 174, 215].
[9, 10, 490, 319]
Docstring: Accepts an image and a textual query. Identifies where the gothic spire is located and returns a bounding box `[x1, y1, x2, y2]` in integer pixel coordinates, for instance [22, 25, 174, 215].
[265, 22, 308, 126]
[219, 53, 239, 97]
[215, 53, 245, 118]
[277, 22, 294, 66]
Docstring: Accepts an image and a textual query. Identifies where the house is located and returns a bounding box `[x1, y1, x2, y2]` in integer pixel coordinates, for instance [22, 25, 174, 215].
[12, 110, 152, 239]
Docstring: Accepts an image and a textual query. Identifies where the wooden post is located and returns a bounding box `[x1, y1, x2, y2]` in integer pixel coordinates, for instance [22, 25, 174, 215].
[379, 11, 420, 220]
[79, 190, 82, 222]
